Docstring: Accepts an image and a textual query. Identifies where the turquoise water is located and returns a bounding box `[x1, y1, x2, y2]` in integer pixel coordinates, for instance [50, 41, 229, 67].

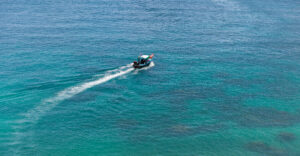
[1, 0, 300, 155]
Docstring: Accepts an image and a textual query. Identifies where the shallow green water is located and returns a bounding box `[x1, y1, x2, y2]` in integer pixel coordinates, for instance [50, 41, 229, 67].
[1, 0, 300, 155]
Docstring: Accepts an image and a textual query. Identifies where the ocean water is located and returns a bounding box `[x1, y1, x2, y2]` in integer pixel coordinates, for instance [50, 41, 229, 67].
[1, 0, 300, 155]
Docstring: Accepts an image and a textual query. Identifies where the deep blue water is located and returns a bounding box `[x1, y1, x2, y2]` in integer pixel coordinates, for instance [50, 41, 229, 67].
[1, 0, 300, 155]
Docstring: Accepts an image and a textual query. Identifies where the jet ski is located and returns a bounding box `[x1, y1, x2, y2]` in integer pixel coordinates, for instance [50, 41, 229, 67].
[133, 54, 154, 69]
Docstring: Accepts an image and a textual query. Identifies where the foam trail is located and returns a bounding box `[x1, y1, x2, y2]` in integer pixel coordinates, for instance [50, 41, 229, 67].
[8, 64, 136, 155]
[133, 62, 155, 74]
[22, 64, 134, 124]
[10, 63, 154, 154]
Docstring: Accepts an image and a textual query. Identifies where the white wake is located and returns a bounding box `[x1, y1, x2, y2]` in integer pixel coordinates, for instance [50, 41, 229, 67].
[22, 63, 135, 124]
[133, 62, 155, 74]
[9, 62, 154, 154]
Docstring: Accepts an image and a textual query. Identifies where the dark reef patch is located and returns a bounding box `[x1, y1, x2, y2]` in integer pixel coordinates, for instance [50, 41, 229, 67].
[166, 86, 226, 107]
[229, 107, 300, 128]
[169, 125, 192, 135]
[277, 132, 296, 142]
[205, 93, 300, 128]
[245, 141, 286, 156]
[165, 123, 225, 137]
[117, 119, 139, 130]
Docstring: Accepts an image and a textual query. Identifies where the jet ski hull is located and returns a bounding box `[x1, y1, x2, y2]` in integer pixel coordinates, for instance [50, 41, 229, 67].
[132, 54, 154, 69]
[133, 61, 151, 69]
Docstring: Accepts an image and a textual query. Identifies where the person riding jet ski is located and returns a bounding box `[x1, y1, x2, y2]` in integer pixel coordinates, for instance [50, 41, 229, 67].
[133, 54, 154, 69]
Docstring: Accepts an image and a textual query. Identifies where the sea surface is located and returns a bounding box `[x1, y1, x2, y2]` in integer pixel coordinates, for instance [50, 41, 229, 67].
[1, 0, 300, 155]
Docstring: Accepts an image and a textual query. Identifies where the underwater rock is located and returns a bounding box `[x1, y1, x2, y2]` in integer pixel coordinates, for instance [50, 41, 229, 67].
[229, 107, 300, 128]
[246, 141, 272, 152]
[171, 125, 191, 134]
[163, 124, 192, 137]
[167, 123, 225, 137]
[195, 123, 225, 133]
[245, 141, 286, 156]
[117, 119, 139, 129]
[205, 90, 300, 128]
[277, 132, 296, 142]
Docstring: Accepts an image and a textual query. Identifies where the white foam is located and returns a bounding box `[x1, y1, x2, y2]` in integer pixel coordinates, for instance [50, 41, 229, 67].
[133, 62, 155, 74]
[10, 62, 154, 154]
[22, 64, 134, 123]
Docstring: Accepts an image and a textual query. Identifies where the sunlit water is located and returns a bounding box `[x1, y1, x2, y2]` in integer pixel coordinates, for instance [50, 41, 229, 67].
[1, 0, 300, 155]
